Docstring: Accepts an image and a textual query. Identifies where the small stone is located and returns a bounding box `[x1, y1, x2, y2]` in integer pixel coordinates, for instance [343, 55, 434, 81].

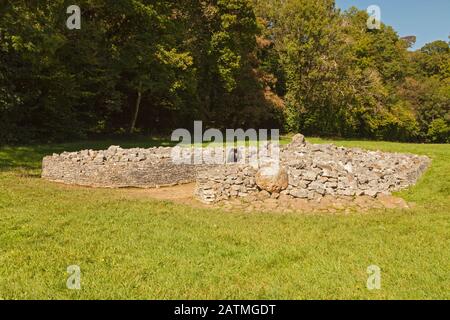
[290, 189, 308, 198]
[344, 162, 353, 173]
[303, 171, 318, 181]
[257, 190, 271, 200]
[231, 185, 241, 191]
[322, 169, 338, 179]
[108, 145, 120, 153]
[364, 190, 378, 198]
[290, 133, 306, 146]
[279, 194, 293, 202]
[94, 154, 106, 163]
[271, 192, 280, 199]
[245, 194, 258, 202]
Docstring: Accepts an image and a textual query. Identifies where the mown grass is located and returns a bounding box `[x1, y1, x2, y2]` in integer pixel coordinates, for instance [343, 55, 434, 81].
[0, 137, 449, 300]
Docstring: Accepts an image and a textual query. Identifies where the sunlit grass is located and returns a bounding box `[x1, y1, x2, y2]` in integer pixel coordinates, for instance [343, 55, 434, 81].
[0, 137, 448, 299]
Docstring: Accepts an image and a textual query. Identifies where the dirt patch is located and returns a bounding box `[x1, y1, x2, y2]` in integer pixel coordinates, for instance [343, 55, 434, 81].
[126, 183, 196, 201]
[120, 183, 410, 214]
[118, 183, 210, 209]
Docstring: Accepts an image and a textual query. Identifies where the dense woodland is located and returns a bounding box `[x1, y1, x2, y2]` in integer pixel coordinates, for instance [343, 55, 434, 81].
[1, 0, 449, 144]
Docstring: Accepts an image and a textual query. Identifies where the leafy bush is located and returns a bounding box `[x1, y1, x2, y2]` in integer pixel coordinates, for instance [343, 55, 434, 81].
[427, 119, 450, 143]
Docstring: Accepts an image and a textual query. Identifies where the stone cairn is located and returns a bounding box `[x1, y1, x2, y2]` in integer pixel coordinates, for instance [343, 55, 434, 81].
[42, 146, 212, 188]
[195, 134, 431, 203]
[42, 134, 431, 206]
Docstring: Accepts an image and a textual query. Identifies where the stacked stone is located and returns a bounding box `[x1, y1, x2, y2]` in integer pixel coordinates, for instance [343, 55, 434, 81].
[53, 146, 173, 165]
[195, 134, 431, 203]
[42, 146, 209, 188]
[195, 165, 258, 203]
[281, 136, 430, 199]
[42, 135, 431, 203]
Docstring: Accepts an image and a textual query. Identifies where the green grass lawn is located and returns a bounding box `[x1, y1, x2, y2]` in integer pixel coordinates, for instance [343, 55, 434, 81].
[0, 137, 449, 299]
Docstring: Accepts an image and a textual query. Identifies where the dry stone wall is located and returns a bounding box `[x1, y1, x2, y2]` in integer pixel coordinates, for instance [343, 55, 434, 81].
[42, 135, 431, 205]
[42, 146, 212, 188]
[42, 145, 270, 188]
[195, 135, 431, 203]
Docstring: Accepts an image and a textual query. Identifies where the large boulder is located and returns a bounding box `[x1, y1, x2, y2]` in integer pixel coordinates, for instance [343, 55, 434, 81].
[256, 164, 289, 193]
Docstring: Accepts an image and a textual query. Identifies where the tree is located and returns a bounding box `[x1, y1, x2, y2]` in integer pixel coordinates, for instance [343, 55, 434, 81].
[1, 0, 448, 143]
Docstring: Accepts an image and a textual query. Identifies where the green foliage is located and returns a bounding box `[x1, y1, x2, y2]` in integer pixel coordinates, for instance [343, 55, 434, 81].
[365, 101, 420, 141]
[418, 40, 450, 78]
[0, 0, 278, 143]
[428, 118, 450, 143]
[253, 1, 449, 142]
[0, 0, 448, 143]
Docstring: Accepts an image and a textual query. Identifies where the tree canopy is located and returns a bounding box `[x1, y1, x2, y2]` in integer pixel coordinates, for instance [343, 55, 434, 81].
[1, 0, 449, 143]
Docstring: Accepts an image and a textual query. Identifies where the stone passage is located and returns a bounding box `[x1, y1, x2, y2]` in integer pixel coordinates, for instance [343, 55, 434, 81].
[195, 135, 431, 203]
[42, 146, 211, 188]
[42, 135, 431, 207]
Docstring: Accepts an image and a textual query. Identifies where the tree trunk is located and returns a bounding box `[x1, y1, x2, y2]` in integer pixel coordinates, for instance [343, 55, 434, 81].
[130, 82, 143, 134]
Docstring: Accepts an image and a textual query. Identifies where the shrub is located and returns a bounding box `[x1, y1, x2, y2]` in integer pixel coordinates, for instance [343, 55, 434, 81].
[427, 119, 450, 143]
